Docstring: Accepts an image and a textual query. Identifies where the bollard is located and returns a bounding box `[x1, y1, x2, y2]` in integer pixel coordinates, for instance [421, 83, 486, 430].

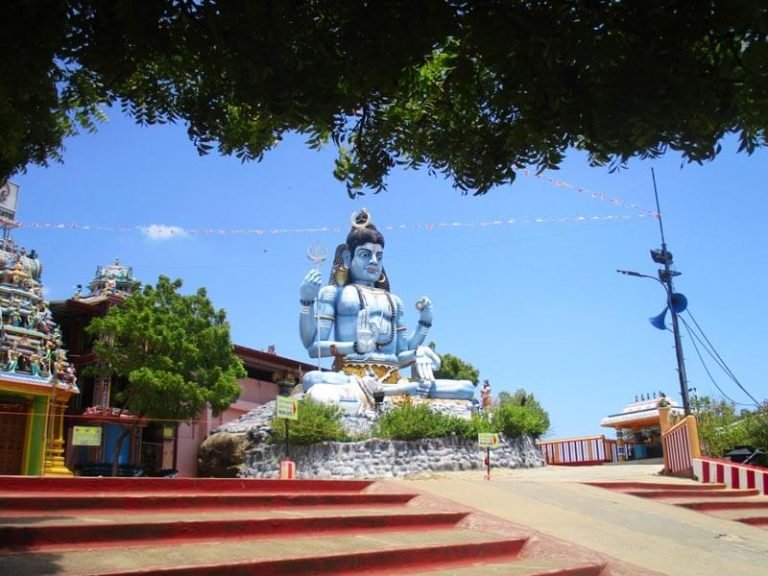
[279, 459, 296, 480]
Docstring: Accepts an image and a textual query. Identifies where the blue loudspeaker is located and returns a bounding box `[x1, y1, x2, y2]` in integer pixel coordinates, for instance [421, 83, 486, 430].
[649, 293, 687, 330]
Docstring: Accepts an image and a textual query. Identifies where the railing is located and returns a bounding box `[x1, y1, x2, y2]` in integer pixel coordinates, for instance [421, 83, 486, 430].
[693, 457, 768, 495]
[661, 414, 700, 477]
[538, 435, 618, 465]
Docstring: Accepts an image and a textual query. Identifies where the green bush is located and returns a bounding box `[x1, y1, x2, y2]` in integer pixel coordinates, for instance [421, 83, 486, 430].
[270, 397, 348, 445]
[694, 397, 750, 457]
[491, 399, 550, 438]
[371, 401, 476, 440]
[741, 403, 768, 451]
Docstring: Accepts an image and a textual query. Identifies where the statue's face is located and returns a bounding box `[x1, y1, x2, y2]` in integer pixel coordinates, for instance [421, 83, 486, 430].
[348, 242, 383, 285]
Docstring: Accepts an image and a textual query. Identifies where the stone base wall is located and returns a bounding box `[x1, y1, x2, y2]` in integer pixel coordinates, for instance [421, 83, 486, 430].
[240, 435, 545, 479]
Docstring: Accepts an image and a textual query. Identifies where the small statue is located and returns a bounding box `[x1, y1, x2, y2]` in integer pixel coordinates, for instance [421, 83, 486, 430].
[7, 346, 19, 372]
[29, 351, 42, 377]
[481, 380, 492, 410]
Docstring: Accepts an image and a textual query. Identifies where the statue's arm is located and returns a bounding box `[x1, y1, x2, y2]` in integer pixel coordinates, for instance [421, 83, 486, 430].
[394, 295, 429, 367]
[303, 286, 358, 359]
[406, 296, 432, 351]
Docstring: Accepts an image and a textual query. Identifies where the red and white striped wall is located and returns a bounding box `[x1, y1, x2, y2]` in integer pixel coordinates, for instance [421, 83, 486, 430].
[693, 457, 768, 495]
[538, 435, 617, 466]
[662, 419, 694, 476]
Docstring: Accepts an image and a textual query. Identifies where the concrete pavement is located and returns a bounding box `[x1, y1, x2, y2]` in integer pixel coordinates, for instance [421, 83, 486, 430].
[398, 461, 768, 576]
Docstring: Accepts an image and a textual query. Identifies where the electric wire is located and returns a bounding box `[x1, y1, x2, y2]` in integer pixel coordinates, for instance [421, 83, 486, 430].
[683, 309, 761, 406]
[679, 312, 760, 407]
[678, 316, 742, 406]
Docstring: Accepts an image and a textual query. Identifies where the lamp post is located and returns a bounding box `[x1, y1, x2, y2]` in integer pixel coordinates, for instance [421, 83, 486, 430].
[616, 169, 691, 416]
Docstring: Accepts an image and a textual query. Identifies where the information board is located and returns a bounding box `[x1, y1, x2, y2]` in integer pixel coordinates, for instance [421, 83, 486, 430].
[72, 426, 102, 446]
[276, 395, 298, 420]
[478, 433, 500, 449]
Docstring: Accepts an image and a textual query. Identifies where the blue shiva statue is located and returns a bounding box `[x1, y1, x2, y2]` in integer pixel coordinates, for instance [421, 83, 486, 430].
[298, 209, 475, 413]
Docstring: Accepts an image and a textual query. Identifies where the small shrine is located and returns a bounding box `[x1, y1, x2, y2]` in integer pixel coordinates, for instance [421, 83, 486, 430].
[0, 180, 79, 476]
[600, 392, 684, 460]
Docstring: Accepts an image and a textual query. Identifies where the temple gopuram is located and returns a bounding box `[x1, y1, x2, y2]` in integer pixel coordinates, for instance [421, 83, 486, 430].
[600, 392, 684, 461]
[0, 181, 79, 476]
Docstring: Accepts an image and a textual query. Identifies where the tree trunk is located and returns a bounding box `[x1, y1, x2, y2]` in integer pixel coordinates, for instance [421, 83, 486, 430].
[110, 424, 136, 477]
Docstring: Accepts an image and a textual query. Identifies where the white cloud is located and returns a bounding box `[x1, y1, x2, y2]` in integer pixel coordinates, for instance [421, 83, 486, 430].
[140, 224, 189, 241]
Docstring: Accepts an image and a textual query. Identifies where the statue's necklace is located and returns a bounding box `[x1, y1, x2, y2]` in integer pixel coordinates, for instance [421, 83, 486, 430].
[352, 284, 396, 348]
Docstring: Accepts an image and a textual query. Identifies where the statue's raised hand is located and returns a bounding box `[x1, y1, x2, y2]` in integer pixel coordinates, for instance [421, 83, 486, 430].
[355, 309, 376, 355]
[416, 297, 433, 325]
[299, 269, 323, 303]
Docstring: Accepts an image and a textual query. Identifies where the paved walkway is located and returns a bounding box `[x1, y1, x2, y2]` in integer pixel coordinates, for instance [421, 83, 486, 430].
[397, 461, 768, 576]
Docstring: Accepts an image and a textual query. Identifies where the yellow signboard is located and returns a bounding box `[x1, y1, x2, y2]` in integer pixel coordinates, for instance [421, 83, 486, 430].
[478, 433, 500, 449]
[72, 426, 102, 446]
[275, 395, 298, 420]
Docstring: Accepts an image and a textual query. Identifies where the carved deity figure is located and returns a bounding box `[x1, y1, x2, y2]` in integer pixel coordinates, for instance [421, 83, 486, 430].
[298, 209, 475, 412]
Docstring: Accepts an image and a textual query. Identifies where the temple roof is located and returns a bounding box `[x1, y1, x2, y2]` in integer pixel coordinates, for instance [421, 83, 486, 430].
[75, 259, 138, 301]
[600, 395, 684, 428]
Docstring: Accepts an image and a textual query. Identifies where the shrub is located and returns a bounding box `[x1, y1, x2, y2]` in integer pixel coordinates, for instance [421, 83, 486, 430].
[491, 398, 550, 438]
[493, 389, 551, 438]
[371, 401, 476, 440]
[270, 397, 348, 445]
[694, 397, 750, 457]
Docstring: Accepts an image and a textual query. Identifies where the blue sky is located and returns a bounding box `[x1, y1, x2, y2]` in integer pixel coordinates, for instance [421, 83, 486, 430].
[11, 112, 768, 439]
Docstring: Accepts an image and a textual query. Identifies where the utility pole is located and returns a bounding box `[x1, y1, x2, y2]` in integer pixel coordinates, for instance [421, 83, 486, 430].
[651, 169, 691, 416]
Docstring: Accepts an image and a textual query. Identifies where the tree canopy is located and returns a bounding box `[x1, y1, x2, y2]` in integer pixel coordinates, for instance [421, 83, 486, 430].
[3, 1, 766, 195]
[433, 350, 480, 385]
[86, 276, 245, 424]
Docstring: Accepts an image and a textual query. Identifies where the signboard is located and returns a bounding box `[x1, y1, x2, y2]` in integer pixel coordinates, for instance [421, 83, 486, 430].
[72, 426, 102, 446]
[478, 433, 500, 449]
[275, 395, 298, 420]
[0, 181, 19, 221]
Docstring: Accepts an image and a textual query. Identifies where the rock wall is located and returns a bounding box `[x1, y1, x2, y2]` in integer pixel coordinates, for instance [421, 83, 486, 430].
[240, 435, 545, 479]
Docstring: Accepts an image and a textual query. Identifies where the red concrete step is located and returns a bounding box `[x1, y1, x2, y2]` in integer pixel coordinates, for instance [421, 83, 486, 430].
[625, 488, 760, 499]
[677, 499, 768, 511]
[586, 481, 726, 491]
[0, 510, 469, 552]
[0, 491, 414, 513]
[405, 557, 607, 576]
[0, 476, 373, 494]
[0, 528, 528, 576]
[736, 516, 768, 527]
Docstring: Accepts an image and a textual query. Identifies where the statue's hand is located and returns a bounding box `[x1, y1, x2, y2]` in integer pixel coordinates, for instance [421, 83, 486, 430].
[299, 269, 323, 302]
[415, 345, 440, 381]
[355, 309, 375, 355]
[416, 297, 433, 325]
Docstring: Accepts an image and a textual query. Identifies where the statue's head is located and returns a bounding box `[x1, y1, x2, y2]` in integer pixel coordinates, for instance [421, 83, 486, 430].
[331, 209, 389, 289]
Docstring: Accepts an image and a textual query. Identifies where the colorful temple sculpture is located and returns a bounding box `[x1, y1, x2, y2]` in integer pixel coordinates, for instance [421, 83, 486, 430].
[298, 209, 477, 415]
[0, 181, 79, 476]
[600, 392, 684, 461]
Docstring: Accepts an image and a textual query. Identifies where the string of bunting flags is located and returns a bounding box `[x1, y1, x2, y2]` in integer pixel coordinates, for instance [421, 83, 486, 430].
[13, 173, 659, 237]
[15, 213, 654, 237]
[521, 169, 659, 217]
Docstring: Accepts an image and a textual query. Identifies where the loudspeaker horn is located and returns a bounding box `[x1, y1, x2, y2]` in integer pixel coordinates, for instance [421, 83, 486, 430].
[649, 293, 687, 330]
